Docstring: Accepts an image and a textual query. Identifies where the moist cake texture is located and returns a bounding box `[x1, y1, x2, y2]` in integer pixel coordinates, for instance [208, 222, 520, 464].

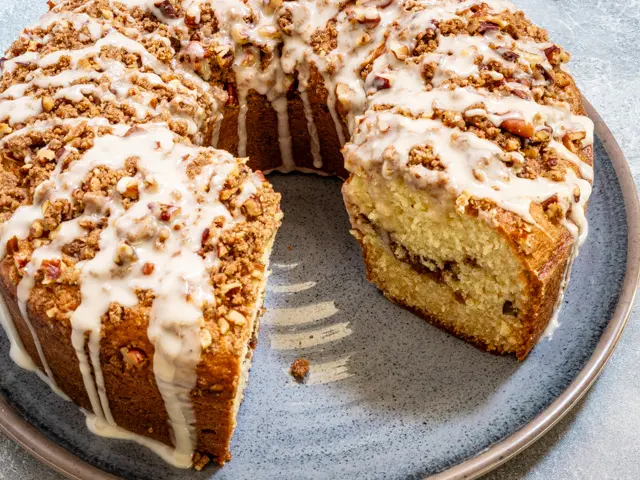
[0, 0, 593, 468]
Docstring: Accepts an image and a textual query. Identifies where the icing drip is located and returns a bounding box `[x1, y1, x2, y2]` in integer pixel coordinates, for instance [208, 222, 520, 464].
[324, 78, 346, 147]
[300, 88, 323, 169]
[237, 88, 249, 157]
[271, 95, 295, 172]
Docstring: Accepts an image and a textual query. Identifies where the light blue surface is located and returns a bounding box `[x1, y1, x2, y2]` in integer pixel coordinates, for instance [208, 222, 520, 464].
[0, 1, 638, 479]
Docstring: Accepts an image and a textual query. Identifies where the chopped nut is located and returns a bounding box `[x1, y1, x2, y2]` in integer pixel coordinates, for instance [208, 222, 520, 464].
[218, 318, 230, 335]
[6, 236, 19, 256]
[544, 45, 570, 66]
[30, 219, 44, 238]
[41, 96, 55, 113]
[154, 0, 178, 19]
[155, 227, 171, 249]
[500, 118, 534, 139]
[201, 228, 210, 246]
[496, 47, 518, 63]
[472, 169, 486, 182]
[158, 227, 171, 241]
[46, 307, 59, 318]
[37, 148, 56, 160]
[100, 8, 114, 20]
[335, 83, 353, 114]
[478, 21, 500, 34]
[371, 74, 392, 90]
[196, 60, 212, 81]
[231, 24, 249, 45]
[124, 125, 146, 137]
[142, 262, 155, 275]
[354, 7, 381, 26]
[554, 71, 571, 88]
[573, 185, 581, 203]
[356, 32, 371, 47]
[150, 203, 181, 222]
[185, 3, 201, 27]
[480, 15, 508, 28]
[532, 126, 552, 143]
[192, 452, 211, 472]
[358, 0, 392, 7]
[257, 25, 281, 40]
[242, 198, 262, 217]
[263, 0, 283, 13]
[0, 123, 12, 138]
[390, 43, 409, 61]
[41, 259, 62, 284]
[213, 45, 234, 69]
[120, 347, 147, 369]
[199, 328, 213, 349]
[144, 174, 159, 192]
[562, 130, 587, 153]
[220, 281, 242, 294]
[219, 187, 236, 201]
[227, 310, 246, 325]
[117, 177, 140, 199]
[114, 242, 137, 266]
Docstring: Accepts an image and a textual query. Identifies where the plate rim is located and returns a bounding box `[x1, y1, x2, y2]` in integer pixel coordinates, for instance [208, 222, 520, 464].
[0, 98, 638, 480]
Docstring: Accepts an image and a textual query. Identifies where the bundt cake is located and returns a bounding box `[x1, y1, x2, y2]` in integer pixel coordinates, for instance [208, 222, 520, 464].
[0, 0, 593, 469]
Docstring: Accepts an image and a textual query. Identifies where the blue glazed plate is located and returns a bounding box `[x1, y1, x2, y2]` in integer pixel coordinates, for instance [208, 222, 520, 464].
[0, 5, 638, 480]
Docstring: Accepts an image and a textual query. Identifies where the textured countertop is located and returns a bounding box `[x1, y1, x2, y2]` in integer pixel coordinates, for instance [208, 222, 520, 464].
[0, 0, 639, 479]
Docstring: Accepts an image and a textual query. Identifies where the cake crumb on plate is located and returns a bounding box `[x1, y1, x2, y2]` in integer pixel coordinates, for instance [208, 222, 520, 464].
[290, 358, 310, 382]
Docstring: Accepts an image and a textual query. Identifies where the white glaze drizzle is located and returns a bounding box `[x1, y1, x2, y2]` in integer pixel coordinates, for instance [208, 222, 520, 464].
[299, 88, 323, 169]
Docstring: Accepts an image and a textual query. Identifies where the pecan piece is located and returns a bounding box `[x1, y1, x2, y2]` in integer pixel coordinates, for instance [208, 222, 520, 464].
[6, 236, 19, 256]
[371, 74, 392, 90]
[562, 130, 586, 153]
[154, 0, 178, 19]
[120, 347, 148, 369]
[500, 118, 534, 139]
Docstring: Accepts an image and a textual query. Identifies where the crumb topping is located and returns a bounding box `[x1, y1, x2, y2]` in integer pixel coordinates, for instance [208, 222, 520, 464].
[290, 357, 310, 382]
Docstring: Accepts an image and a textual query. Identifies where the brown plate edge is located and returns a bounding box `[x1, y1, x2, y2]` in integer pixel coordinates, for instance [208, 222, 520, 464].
[429, 98, 640, 480]
[0, 99, 637, 480]
[0, 401, 118, 479]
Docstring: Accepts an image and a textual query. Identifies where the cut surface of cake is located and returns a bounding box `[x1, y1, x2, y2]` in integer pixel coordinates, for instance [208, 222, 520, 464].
[0, 0, 593, 469]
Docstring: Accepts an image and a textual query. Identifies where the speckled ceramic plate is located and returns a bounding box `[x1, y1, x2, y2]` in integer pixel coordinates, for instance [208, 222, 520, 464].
[1, 6, 639, 480]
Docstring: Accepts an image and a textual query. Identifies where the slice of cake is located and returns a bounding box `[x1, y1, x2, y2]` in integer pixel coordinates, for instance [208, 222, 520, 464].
[0, 122, 281, 465]
[338, 2, 594, 361]
[342, 85, 592, 362]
